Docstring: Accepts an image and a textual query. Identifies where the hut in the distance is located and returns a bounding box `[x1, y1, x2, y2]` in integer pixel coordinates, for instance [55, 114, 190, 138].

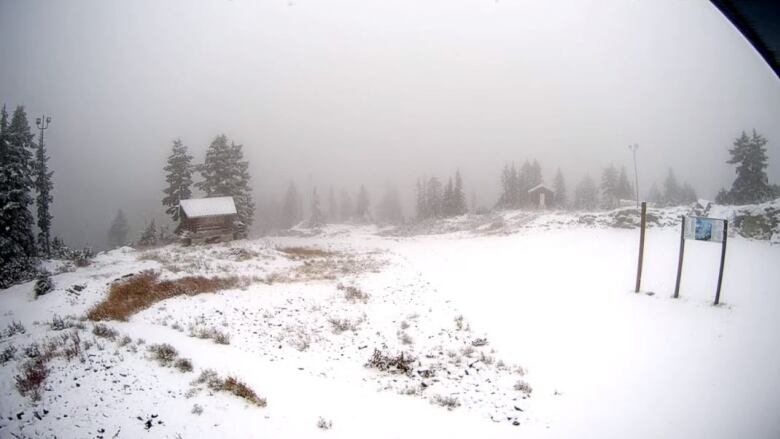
[528, 184, 555, 209]
[179, 197, 237, 245]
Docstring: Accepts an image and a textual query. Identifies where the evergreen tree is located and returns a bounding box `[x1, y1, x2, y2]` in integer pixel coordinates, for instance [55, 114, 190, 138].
[377, 184, 403, 224]
[33, 124, 54, 257]
[681, 182, 697, 204]
[662, 168, 682, 206]
[553, 168, 567, 208]
[426, 177, 443, 218]
[416, 178, 429, 220]
[517, 161, 534, 207]
[453, 170, 467, 215]
[196, 134, 255, 236]
[107, 209, 129, 248]
[0, 105, 37, 286]
[616, 166, 633, 201]
[442, 178, 455, 217]
[162, 139, 193, 224]
[340, 188, 353, 221]
[600, 164, 619, 208]
[723, 130, 773, 204]
[647, 182, 662, 204]
[497, 164, 513, 208]
[574, 174, 598, 210]
[282, 182, 303, 228]
[137, 219, 158, 247]
[355, 185, 371, 221]
[309, 187, 323, 227]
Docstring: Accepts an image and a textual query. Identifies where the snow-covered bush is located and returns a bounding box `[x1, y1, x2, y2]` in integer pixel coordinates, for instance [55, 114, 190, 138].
[34, 271, 54, 298]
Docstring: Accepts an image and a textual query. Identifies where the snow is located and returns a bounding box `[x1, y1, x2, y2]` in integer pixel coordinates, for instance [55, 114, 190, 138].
[1, 211, 779, 438]
[528, 183, 554, 193]
[180, 197, 237, 218]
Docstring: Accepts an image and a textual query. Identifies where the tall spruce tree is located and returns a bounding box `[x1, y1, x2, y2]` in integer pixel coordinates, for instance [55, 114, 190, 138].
[600, 164, 619, 208]
[416, 178, 429, 220]
[162, 139, 193, 224]
[442, 178, 455, 217]
[553, 168, 567, 208]
[33, 125, 54, 257]
[647, 182, 662, 204]
[724, 130, 773, 204]
[616, 166, 633, 202]
[426, 177, 443, 218]
[574, 174, 598, 210]
[662, 168, 682, 206]
[107, 209, 129, 248]
[453, 170, 466, 215]
[309, 187, 323, 227]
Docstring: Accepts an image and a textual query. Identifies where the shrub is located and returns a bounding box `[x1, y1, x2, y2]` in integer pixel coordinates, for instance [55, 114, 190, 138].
[175, 358, 193, 373]
[337, 284, 369, 303]
[49, 314, 69, 331]
[5, 320, 26, 337]
[149, 343, 178, 365]
[432, 395, 460, 410]
[15, 358, 48, 401]
[221, 376, 267, 407]
[34, 272, 54, 298]
[328, 317, 359, 334]
[399, 332, 413, 345]
[92, 323, 118, 340]
[317, 417, 333, 430]
[191, 327, 231, 345]
[365, 349, 415, 375]
[514, 380, 532, 395]
[191, 404, 203, 415]
[1, 345, 17, 365]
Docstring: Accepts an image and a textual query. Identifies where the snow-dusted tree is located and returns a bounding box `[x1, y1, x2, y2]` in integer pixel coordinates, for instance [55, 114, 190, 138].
[107, 209, 129, 248]
[426, 177, 443, 218]
[309, 187, 324, 227]
[442, 177, 455, 217]
[415, 178, 429, 220]
[616, 166, 633, 201]
[517, 161, 534, 207]
[340, 188, 353, 221]
[662, 168, 682, 206]
[452, 170, 467, 216]
[646, 182, 662, 204]
[553, 168, 567, 208]
[681, 182, 697, 204]
[137, 219, 158, 247]
[196, 134, 255, 237]
[0, 105, 37, 287]
[355, 185, 371, 221]
[600, 164, 619, 208]
[282, 182, 303, 228]
[496, 164, 516, 208]
[327, 186, 337, 223]
[33, 127, 54, 257]
[574, 174, 598, 210]
[162, 139, 193, 224]
[721, 130, 773, 204]
[377, 184, 403, 224]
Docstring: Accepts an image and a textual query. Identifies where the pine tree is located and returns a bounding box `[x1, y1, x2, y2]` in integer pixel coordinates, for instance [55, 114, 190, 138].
[308, 187, 323, 227]
[282, 182, 303, 228]
[196, 135, 254, 237]
[355, 185, 371, 221]
[415, 178, 429, 220]
[517, 161, 533, 207]
[33, 125, 54, 257]
[162, 139, 193, 224]
[724, 130, 773, 204]
[107, 209, 129, 248]
[453, 170, 466, 215]
[616, 166, 633, 201]
[574, 174, 598, 210]
[647, 182, 662, 204]
[426, 177, 443, 217]
[662, 168, 682, 206]
[137, 219, 158, 246]
[497, 164, 513, 208]
[340, 188, 353, 221]
[442, 178, 455, 217]
[681, 182, 697, 204]
[377, 185, 403, 224]
[600, 164, 619, 208]
[0, 105, 37, 286]
[553, 168, 567, 208]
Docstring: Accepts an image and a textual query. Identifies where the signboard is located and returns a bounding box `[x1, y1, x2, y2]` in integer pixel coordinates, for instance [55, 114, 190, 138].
[683, 216, 725, 243]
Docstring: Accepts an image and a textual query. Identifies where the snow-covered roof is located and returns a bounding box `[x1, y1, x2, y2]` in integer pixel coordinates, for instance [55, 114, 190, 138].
[180, 197, 237, 218]
[528, 184, 555, 194]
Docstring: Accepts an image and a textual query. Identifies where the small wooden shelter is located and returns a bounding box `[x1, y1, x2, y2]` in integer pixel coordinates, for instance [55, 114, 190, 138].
[528, 184, 555, 209]
[179, 197, 237, 245]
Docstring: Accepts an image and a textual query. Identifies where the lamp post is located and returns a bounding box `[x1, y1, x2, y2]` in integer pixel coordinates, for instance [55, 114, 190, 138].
[628, 143, 640, 208]
[35, 115, 52, 255]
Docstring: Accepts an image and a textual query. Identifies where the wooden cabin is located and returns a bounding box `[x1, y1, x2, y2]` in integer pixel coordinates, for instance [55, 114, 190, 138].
[528, 184, 555, 209]
[179, 197, 237, 245]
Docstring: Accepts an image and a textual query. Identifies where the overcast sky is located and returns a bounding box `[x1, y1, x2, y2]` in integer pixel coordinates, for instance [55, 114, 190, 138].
[1, 0, 779, 247]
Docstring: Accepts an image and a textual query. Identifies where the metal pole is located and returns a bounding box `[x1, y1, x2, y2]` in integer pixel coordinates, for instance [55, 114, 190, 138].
[629, 144, 640, 209]
[674, 216, 686, 299]
[35, 115, 52, 255]
[635, 201, 646, 293]
[714, 220, 728, 305]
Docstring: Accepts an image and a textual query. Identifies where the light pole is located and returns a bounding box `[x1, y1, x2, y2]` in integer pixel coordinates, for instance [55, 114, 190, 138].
[628, 143, 640, 208]
[36, 115, 52, 254]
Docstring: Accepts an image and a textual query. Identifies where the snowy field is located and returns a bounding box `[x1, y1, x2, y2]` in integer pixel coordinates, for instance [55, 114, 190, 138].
[1, 214, 779, 438]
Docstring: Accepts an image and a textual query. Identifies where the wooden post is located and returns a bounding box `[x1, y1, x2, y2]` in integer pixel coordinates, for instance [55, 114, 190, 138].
[673, 216, 686, 299]
[635, 202, 647, 293]
[714, 220, 728, 305]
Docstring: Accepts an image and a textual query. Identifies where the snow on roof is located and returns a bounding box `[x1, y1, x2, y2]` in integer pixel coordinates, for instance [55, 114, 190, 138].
[180, 197, 237, 218]
[528, 184, 555, 194]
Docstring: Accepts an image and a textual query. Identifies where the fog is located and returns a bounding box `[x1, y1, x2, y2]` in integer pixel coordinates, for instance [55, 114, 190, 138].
[1, 0, 779, 248]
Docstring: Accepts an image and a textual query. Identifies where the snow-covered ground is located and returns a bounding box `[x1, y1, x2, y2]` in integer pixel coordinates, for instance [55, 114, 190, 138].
[1, 212, 779, 438]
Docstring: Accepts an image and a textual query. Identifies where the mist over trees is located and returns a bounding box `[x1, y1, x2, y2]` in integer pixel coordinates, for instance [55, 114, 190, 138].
[107, 209, 129, 248]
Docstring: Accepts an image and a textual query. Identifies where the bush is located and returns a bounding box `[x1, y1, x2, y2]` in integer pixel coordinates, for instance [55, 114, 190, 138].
[5, 320, 26, 338]
[92, 323, 118, 340]
[337, 284, 369, 303]
[432, 394, 460, 410]
[514, 380, 532, 395]
[1, 345, 17, 365]
[15, 358, 48, 401]
[34, 272, 55, 298]
[175, 357, 193, 372]
[149, 343, 179, 365]
[365, 349, 415, 375]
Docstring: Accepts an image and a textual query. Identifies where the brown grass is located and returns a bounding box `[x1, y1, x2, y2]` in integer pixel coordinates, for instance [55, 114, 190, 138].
[87, 271, 247, 321]
[194, 369, 266, 407]
[277, 246, 337, 259]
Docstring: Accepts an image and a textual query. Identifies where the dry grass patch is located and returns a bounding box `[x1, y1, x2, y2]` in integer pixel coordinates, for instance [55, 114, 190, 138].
[338, 283, 369, 303]
[87, 270, 250, 321]
[277, 246, 337, 259]
[194, 369, 267, 407]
